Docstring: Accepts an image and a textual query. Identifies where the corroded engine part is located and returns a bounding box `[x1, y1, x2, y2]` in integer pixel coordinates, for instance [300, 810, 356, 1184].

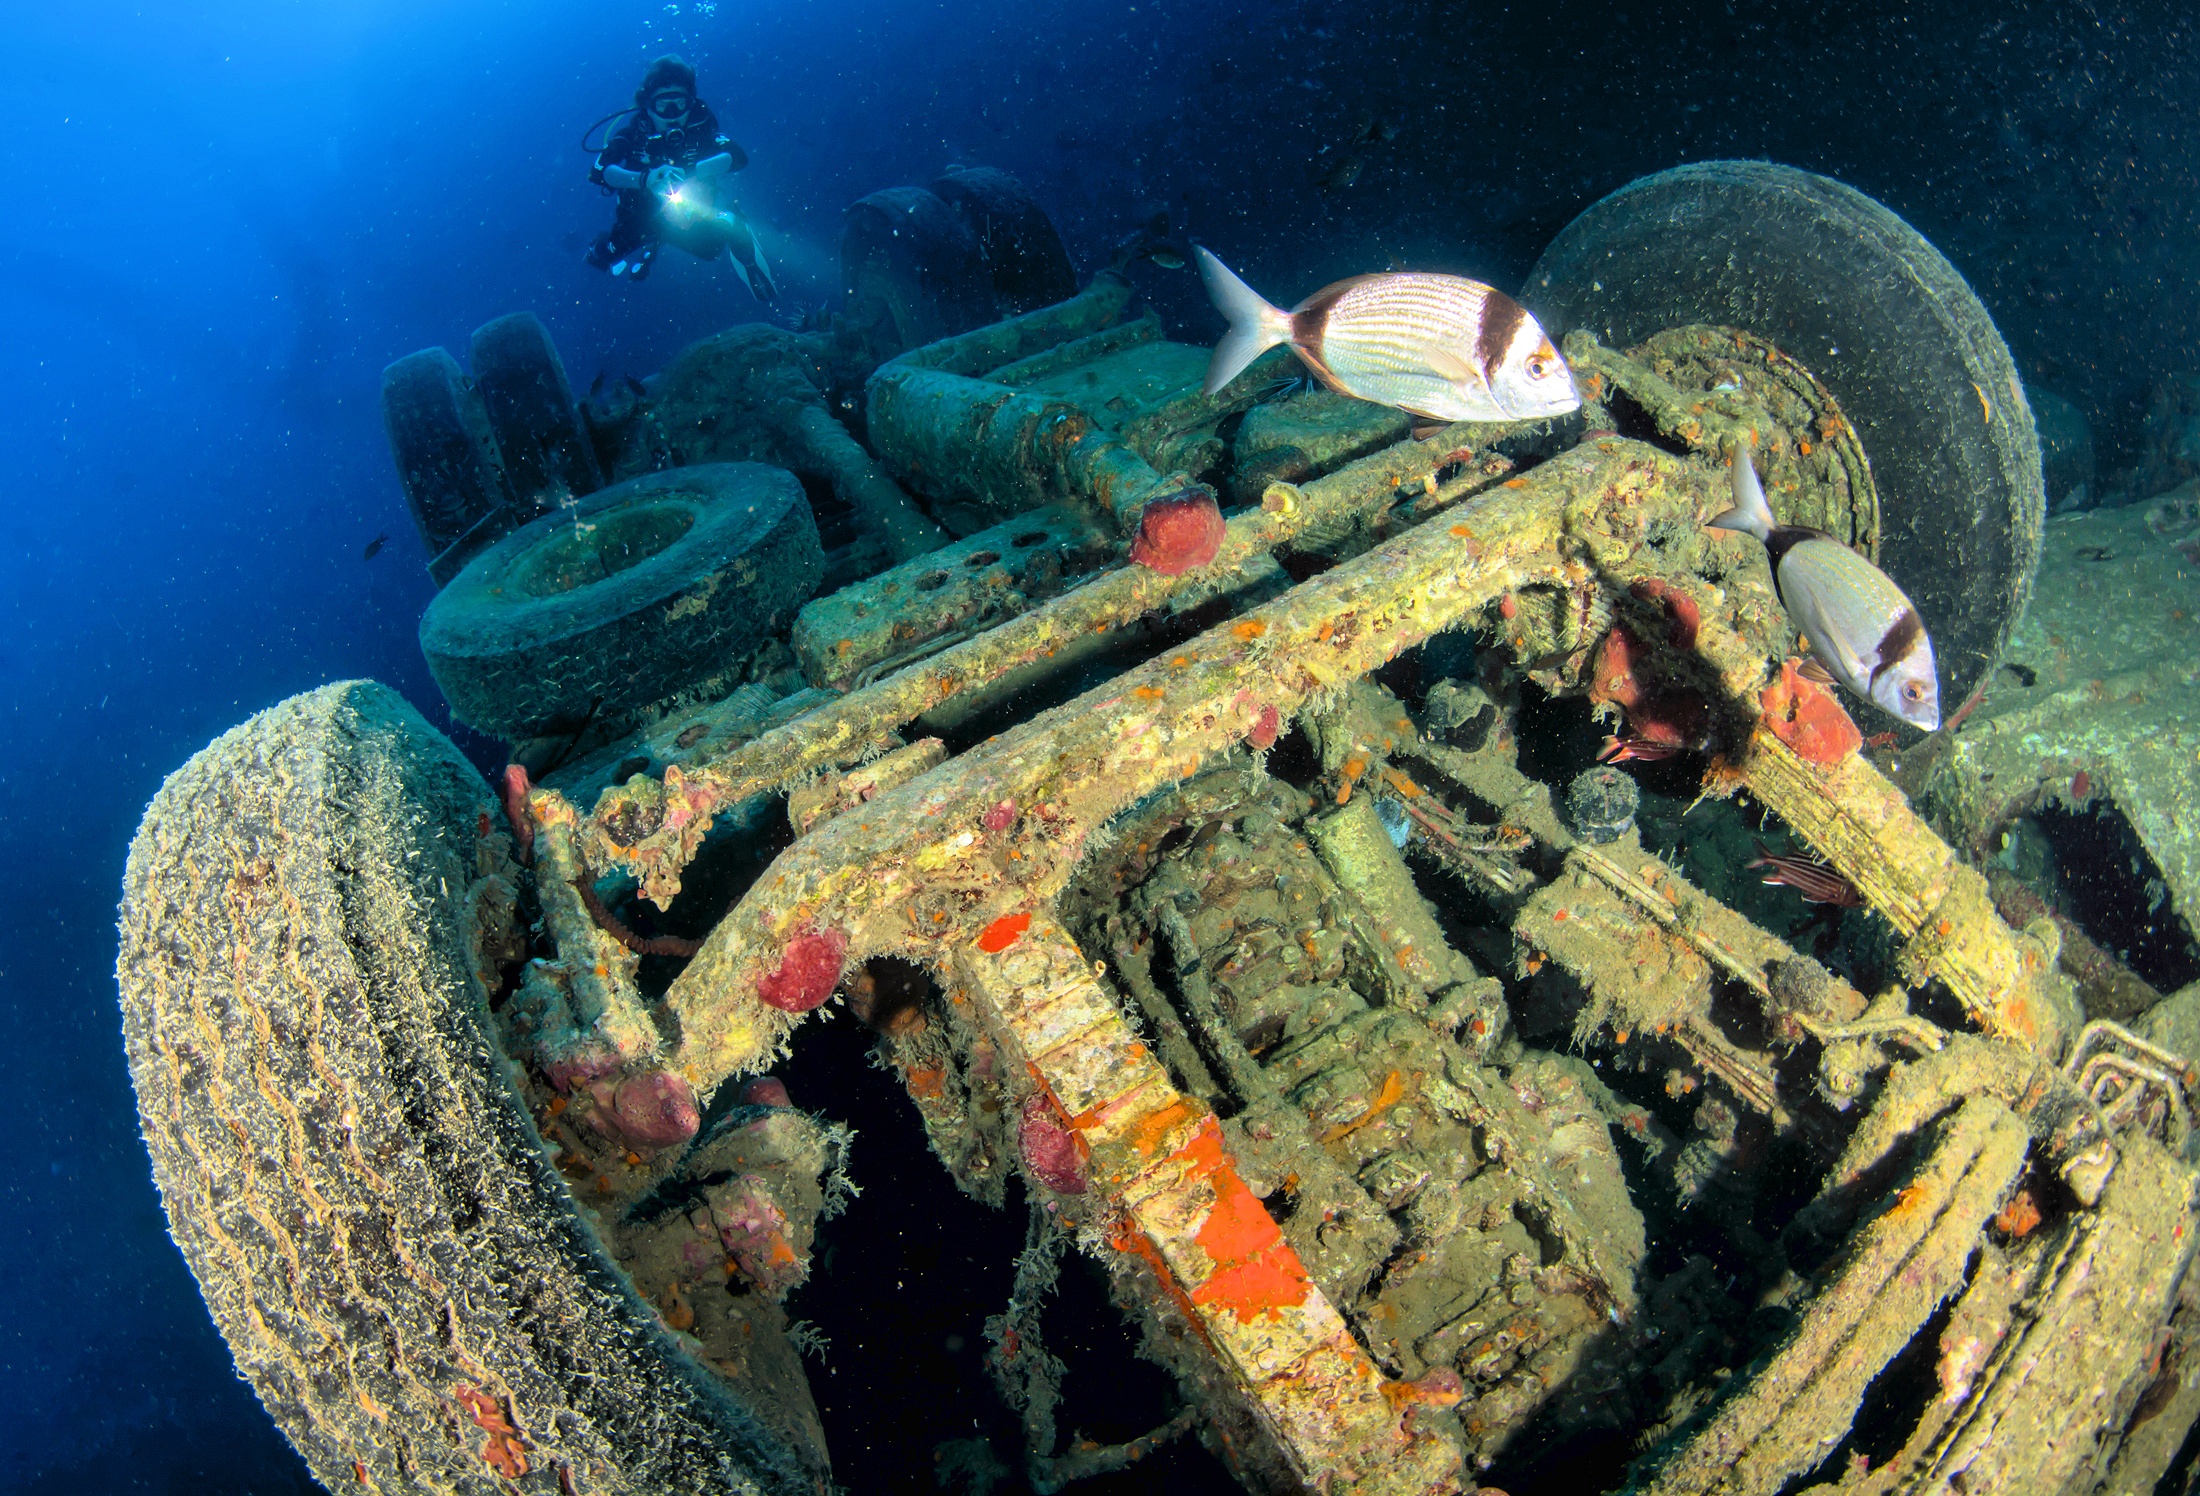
[1070, 773, 1646, 1470]
[655, 437, 1729, 1089]
[1290, 675, 1880, 1134]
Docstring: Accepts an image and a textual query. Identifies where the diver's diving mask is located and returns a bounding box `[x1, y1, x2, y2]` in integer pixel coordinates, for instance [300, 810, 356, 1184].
[647, 90, 694, 124]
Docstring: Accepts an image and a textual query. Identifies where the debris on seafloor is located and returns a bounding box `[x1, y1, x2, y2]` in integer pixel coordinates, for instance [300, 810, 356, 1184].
[1922, 490, 2200, 994]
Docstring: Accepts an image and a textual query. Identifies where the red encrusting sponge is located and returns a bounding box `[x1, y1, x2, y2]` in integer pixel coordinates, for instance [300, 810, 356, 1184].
[500, 764, 535, 860]
[1018, 1096, 1087, 1194]
[755, 924, 850, 1012]
[1129, 486, 1226, 575]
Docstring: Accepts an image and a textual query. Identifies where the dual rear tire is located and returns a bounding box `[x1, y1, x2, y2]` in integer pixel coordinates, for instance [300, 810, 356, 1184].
[383, 312, 603, 585]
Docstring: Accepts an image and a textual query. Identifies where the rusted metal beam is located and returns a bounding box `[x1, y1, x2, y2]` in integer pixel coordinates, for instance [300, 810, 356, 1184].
[789, 503, 1111, 691]
[948, 910, 1462, 1494]
[578, 425, 1513, 910]
[1640, 1097, 2029, 1496]
[1740, 728, 2076, 1055]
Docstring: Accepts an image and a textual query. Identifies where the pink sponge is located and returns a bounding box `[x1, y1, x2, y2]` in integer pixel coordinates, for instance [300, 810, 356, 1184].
[741, 1076, 794, 1108]
[612, 1069, 701, 1148]
[1018, 1096, 1087, 1195]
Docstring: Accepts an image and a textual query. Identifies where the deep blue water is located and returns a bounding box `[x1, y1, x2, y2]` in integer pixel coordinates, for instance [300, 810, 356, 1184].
[5, 1, 2198, 1490]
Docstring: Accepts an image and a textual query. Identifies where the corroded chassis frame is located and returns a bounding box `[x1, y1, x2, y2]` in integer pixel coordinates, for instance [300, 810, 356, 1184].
[515, 308, 2193, 1493]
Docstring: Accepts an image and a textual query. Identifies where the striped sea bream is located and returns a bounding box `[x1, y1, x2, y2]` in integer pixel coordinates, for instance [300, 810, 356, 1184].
[1196, 248, 1581, 423]
[1715, 452, 1942, 730]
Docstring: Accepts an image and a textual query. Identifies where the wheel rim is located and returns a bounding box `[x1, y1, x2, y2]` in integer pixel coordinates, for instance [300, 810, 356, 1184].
[1527, 161, 2044, 713]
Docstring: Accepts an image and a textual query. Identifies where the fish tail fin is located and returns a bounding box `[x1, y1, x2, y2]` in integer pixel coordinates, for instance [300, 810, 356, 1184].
[1195, 246, 1292, 396]
[1711, 447, 1776, 539]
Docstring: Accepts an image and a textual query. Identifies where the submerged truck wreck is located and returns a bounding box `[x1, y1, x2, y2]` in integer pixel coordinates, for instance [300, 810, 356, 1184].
[117, 163, 2200, 1495]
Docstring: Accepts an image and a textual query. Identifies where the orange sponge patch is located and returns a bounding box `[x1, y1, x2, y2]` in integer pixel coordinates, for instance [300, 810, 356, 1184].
[1759, 659, 1862, 766]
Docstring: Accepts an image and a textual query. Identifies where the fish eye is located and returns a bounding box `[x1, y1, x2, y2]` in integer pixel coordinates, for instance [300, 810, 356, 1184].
[1526, 356, 1553, 379]
[1903, 681, 1925, 701]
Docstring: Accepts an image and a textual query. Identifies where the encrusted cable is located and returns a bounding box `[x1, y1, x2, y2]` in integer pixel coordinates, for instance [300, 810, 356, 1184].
[572, 874, 701, 959]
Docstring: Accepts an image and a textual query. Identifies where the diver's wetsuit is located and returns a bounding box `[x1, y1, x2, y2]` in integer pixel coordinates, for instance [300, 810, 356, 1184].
[586, 106, 769, 291]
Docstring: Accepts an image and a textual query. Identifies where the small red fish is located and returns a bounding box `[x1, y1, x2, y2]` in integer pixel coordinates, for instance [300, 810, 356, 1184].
[1747, 843, 1862, 907]
[1599, 733, 1685, 764]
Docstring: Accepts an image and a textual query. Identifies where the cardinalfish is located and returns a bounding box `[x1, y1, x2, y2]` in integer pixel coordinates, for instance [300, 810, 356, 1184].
[1111, 210, 1190, 271]
[1598, 733, 1687, 764]
[1714, 451, 1941, 730]
[1747, 843, 1862, 907]
[1195, 248, 1581, 424]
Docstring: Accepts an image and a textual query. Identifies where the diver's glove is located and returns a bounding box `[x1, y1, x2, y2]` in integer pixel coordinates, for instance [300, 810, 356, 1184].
[646, 164, 688, 194]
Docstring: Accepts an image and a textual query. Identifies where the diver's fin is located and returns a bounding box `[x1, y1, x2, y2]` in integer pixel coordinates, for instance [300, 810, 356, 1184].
[1196, 246, 1293, 396]
[1711, 449, 1776, 539]
[726, 249, 776, 303]
[725, 255, 754, 296]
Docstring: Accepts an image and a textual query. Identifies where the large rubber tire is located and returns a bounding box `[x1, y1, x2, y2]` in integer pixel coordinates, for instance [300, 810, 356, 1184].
[420, 463, 824, 741]
[116, 680, 829, 1495]
[470, 312, 604, 523]
[928, 166, 1076, 315]
[1525, 161, 2044, 712]
[840, 185, 997, 358]
[382, 348, 514, 587]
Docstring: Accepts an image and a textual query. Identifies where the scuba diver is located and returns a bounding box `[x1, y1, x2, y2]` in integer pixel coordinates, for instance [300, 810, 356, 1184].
[585, 55, 778, 300]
